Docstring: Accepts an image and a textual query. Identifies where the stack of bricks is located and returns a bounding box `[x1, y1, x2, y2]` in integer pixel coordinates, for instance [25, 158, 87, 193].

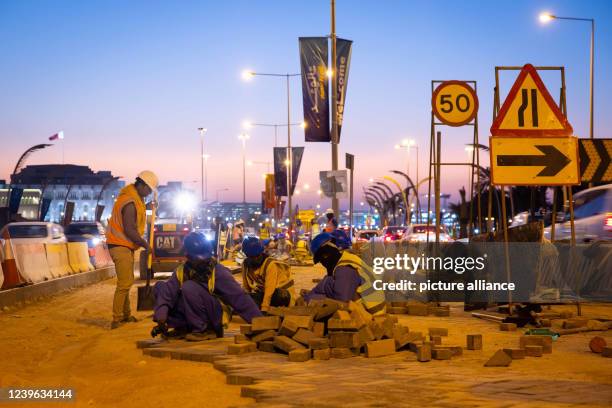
[228, 300, 442, 362]
[387, 302, 450, 317]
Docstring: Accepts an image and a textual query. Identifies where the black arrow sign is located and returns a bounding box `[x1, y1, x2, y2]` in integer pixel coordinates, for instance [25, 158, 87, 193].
[497, 145, 571, 177]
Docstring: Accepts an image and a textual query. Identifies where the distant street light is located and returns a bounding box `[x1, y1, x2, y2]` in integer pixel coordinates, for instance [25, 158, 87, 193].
[395, 139, 419, 218]
[198, 128, 208, 202]
[238, 133, 250, 203]
[539, 12, 595, 140]
[8, 143, 52, 211]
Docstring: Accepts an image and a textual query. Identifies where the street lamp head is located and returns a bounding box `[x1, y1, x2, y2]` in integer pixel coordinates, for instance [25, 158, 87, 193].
[241, 69, 254, 81]
[246, 160, 253, 166]
[326, 69, 333, 78]
[300, 121, 307, 129]
[394, 144, 401, 150]
[197, 127, 207, 133]
[243, 120, 252, 129]
[238, 133, 250, 141]
[539, 12, 555, 23]
[203, 154, 211, 160]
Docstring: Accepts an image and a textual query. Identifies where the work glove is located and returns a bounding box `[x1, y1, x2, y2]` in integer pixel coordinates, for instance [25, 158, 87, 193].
[151, 321, 168, 338]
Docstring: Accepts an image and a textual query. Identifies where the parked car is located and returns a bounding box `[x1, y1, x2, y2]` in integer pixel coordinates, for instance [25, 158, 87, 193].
[65, 221, 106, 246]
[354, 229, 380, 242]
[544, 184, 612, 243]
[402, 224, 453, 243]
[378, 226, 407, 242]
[0, 222, 66, 245]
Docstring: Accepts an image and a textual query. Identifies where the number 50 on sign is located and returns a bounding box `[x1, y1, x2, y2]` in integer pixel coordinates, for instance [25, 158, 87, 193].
[432, 81, 479, 126]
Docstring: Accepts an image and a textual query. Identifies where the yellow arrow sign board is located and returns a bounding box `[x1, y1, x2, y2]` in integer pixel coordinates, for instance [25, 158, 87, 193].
[490, 137, 579, 186]
[491, 64, 573, 137]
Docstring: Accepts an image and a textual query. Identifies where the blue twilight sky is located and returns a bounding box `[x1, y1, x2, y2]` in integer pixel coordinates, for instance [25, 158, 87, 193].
[0, 0, 610, 208]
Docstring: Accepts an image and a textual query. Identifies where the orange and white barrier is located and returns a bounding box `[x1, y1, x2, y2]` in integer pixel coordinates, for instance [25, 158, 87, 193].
[1, 230, 26, 289]
[45, 243, 74, 277]
[13, 243, 52, 283]
[93, 243, 113, 269]
[67, 242, 94, 273]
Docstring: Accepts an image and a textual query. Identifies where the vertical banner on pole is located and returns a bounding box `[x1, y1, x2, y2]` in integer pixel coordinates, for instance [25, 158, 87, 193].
[336, 39, 352, 141]
[264, 174, 276, 209]
[273, 147, 305, 196]
[299, 37, 330, 142]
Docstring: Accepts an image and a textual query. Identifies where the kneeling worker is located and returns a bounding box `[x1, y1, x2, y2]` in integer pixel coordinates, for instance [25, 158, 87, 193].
[152, 232, 262, 341]
[303, 232, 386, 315]
[242, 236, 295, 313]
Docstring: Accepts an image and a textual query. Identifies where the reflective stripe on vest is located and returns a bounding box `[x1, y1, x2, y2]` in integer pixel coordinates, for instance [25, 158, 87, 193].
[176, 263, 215, 293]
[335, 251, 386, 316]
[106, 184, 146, 249]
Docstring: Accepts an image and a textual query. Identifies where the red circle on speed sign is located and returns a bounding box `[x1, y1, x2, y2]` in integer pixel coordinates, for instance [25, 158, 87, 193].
[432, 81, 479, 126]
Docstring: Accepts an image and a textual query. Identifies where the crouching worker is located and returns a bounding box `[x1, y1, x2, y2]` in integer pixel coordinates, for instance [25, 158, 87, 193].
[242, 236, 295, 313]
[302, 233, 386, 316]
[152, 232, 262, 341]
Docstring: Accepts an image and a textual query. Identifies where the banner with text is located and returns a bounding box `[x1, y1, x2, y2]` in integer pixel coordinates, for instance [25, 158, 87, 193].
[299, 37, 330, 142]
[336, 38, 352, 141]
[273, 147, 305, 196]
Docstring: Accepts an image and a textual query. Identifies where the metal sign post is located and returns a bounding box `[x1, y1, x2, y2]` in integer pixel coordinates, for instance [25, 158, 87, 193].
[346, 153, 354, 240]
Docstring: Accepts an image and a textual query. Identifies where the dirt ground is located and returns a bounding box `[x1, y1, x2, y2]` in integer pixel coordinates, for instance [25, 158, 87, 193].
[1, 264, 612, 407]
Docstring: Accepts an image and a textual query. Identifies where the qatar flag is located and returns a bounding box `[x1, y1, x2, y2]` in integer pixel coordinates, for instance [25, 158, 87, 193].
[49, 131, 64, 141]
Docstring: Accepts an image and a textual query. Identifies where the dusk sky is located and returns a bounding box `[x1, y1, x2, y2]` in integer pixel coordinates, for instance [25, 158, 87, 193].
[1, 0, 610, 208]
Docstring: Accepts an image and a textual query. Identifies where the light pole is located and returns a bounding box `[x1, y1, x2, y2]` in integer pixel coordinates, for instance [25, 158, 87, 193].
[216, 188, 229, 202]
[394, 139, 419, 220]
[242, 70, 302, 235]
[203, 154, 210, 202]
[243, 121, 306, 147]
[539, 12, 595, 140]
[238, 133, 250, 203]
[198, 128, 208, 202]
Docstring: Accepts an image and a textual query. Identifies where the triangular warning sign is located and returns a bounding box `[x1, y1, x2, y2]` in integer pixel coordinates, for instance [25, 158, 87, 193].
[491, 64, 573, 137]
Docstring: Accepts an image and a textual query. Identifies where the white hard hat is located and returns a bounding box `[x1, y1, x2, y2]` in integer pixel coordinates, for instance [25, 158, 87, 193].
[235, 219, 245, 225]
[136, 170, 159, 190]
[325, 208, 334, 215]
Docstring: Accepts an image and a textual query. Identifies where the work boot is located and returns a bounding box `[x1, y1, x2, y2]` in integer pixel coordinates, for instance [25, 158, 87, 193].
[185, 330, 217, 342]
[163, 327, 189, 340]
[110, 320, 123, 330]
[121, 316, 139, 323]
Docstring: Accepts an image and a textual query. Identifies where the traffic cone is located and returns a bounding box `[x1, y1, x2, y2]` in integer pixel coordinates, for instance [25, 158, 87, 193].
[1, 228, 25, 289]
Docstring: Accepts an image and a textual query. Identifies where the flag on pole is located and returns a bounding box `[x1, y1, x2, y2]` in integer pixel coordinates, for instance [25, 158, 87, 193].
[49, 131, 64, 141]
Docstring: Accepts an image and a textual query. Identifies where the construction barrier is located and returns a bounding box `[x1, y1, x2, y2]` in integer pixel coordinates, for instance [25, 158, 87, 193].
[0, 259, 3, 289]
[0, 231, 25, 290]
[67, 242, 95, 273]
[45, 243, 74, 277]
[93, 243, 113, 269]
[14, 243, 52, 283]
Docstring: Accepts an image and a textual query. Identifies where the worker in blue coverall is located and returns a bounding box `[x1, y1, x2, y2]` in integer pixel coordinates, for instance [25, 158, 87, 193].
[302, 232, 386, 315]
[151, 232, 262, 341]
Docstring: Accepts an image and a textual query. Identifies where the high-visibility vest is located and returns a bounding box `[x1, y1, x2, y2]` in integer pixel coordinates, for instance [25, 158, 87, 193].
[243, 257, 295, 295]
[106, 184, 146, 250]
[176, 263, 231, 327]
[334, 251, 386, 315]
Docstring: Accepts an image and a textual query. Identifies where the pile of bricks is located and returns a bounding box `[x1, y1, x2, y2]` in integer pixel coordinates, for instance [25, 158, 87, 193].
[484, 334, 552, 367]
[387, 302, 450, 317]
[227, 300, 456, 362]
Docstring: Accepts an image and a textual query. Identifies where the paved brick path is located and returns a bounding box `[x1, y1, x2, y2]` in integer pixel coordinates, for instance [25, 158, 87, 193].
[137, 265, 612, 407]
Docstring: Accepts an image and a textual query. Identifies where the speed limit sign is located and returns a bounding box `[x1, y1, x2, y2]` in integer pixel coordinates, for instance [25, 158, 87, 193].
[432, 81, 478, 126]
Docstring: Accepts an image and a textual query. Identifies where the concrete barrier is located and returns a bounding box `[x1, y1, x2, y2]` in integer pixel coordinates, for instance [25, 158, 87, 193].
[45, 243, 73, 277]
[67, 242, 94, 273]
[93, 243, 113, 269]
[14, 243, 52, 283]
[0, 232, 26, 290]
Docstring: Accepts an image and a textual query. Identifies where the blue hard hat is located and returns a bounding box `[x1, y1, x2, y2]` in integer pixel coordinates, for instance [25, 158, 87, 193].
[242, 236, 265, 257]
[183, 232, 213, 261]
[262, 239, 271, 246]
[310, 232, 333, 256]
[331, 229, 352, 250]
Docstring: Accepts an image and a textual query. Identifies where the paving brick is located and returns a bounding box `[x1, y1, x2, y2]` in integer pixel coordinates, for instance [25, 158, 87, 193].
[251, 316, 282, 331]
[172, 349, 219, 363]
[429, 327, 448, 336]
[519, 335, 552, 353]
[266, 306, 285, 317]
[500, 322, 517, 331]
[330, 347, 352, 359]
[524, 345, 543, 357]
[388, 306, 407, 314]
[559, 311, 574, 319]
[312, 348, 331, 360]
[563, 318, 588, 329]
[327, 319, 360, 331]
[540, 318, 551, 327]
[258, 341, 277, 353]
[227, 374, 255, 385]
[417, 343, 431, 362]
[589, 336, 607, 353]
[365, 339, 396, 358]
[433, 345, 462, 357]
[396, 331, 424, 350]
[432, 348, 452, 360]
[430, 335, 442, 345]
[503, 348, 525, 359]
[348, 301, 374, 324]
[251, 329, 277, 343]
[314, 302, 339, 321]
[312, 322, 325, 337]
[333, 310, 352, 320]
[391, 301, 407, 307]
[349, 310, 369, 329]
[308, 337, 329, 350]
[358, 325, 376, 344]
[143, 347, 172, 358]
[240, 324, 253, 335]
[273, 335, 306, 353]
[329, 331, 360, 348]
[602, 347, 612, 358]
[278, 319, 300, 337]
[406, 303, 429, 316]
[288, 348, 311, 362]
[433, 308, 451, 317]
[228, 342, 258, 355]
[369, 321, 385, 340]
[292, 328, 317, 346]
[283, 314, 314, 331]
[408, 341, 423, 352]
[484, 349, 512, 367]
[467, 334, 482, 350]
[234, 334, 250, 344]
[136, 339, 166, 349]
[380, 317, 395, 339]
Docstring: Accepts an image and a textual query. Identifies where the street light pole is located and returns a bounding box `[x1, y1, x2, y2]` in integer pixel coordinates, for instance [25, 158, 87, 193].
[216, 188, 229, 202]
[330, 0, 339, 218]
[238, 133, 250, 203]
[203, 154, 210, 202]
[198, 128, 207, 202]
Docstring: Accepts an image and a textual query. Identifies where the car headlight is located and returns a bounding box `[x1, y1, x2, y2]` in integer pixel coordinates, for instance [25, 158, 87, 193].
[91, 237, 101, 246]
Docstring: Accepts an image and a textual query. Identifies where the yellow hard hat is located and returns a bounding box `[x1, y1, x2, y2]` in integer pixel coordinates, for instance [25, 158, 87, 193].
[137, 170, 159, 190]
